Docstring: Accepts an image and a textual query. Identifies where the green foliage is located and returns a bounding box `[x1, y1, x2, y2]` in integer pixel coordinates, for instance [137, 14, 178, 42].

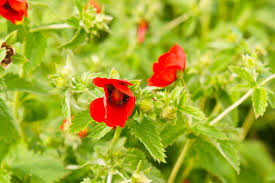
[6, 145, 67, 183]
[180, 105, 207, 120]
[24, 32, 47, 71]
[0, 169, 11, 183]
[129, 118, 166, 163]
[252, 87, 267, 118]
[160, 121, 185, 147]
[3, 74, 48, 94]
[0, 47, 6, 62]
[70, 110, 92, 133]
[230, 66, 255, 84]
[0, 95, 20, 144]
[191, 139, 237, 183]
[87, 122, 111, 140]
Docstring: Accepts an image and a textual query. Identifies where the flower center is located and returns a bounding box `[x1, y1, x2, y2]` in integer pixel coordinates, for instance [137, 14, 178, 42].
[106, 84, 129, 105]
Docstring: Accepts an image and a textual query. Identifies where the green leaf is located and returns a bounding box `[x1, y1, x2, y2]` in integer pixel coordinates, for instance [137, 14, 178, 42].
[180, 105, 207, 120]
[0, 169, 11, 183]
[5, 30, 17, 44]
[160, 122, 185, 147]
[24, 32, 47, 71]
[7, 145, 67, 183]
[0, 142, 10, 163]
[0, 95, 20, 144]
[0, 47, 6, 62]
[59, 28, 86, 48]
[195, 125, 228, 140]
[230, 66, 255, 84]
[212, 140, 240, 174]
[12, 53, 28, 65]
[3, 74, 48, 94]
[191, 139, 237, 183]
[87, 122, 112, 140]
[128, 119, 166, 163]
[70, 110, 92, 133]
[124, 148, 165, 183]
[252, 87, 267, 118]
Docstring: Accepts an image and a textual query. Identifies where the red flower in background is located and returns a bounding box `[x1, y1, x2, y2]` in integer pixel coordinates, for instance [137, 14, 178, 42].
[148, 44, 186, 87]
[60, 117, 88, 139]
[137, 20, 149, 43]
[0, 0, 28, 24]
[89, 78, 135, 128]
[89, 0, 101, 13]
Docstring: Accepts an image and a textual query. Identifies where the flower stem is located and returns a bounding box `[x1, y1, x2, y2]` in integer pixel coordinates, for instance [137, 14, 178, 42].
[109, 126, 122, 153]
[180, 158, 194, 181]
[30, 24, 73, 32]
[209, 74, 275, 126]
[168, 139, 193, 183]
[107, 172, 112, 183]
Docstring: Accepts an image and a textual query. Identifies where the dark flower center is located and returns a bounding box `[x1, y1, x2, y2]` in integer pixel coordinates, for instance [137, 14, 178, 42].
[106, 84, 129, 105]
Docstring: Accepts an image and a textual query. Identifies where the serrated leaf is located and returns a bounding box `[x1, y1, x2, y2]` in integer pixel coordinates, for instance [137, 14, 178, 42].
[124, 149, 165, 183]
[7, 145, 67, 183]
[196, 125, 227, 140]
[230, 66, 255, 84]
[70, 111, 92, 133]
[87, 122, 112, 140]
[191, 139, 237, 183]
[128, 119, 166, 162]
[24, 32, 47, 71]
[0, 47, 6, 62]
[0, 169, 11, 183]
[0, 95, 20, 144]
[212, 141, 240, 174]
[160, 122, 185, 147]
[3, 74, 48, 94]
[180, 105, 206, 120]
[252, 87, 267, 118]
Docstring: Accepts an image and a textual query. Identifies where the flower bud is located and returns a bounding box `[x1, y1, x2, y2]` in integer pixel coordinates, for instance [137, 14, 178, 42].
[132, 172, 152, 183]
[161, 106, 177, 120]
[140, 99, 153, 112]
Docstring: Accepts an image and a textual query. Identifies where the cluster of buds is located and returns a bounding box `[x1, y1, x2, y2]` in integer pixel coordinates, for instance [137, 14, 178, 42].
[1, 42, 14, 68]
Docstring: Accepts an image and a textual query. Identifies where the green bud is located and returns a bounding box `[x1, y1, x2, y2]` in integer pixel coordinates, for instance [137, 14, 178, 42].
[155, 100, 164, 109]
[161, 106, 177, 120]
[242, 54, 255, 68]
[140, 99, 153, 112]
[109, 68, 120, 79]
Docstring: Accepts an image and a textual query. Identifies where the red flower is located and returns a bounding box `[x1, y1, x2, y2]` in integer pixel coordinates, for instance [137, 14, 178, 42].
[89, 0, 101, 14]
[148, 44, 186, 87]
[89, 78, 136, 128]
[137, 20, 149, 43]
[0, 0, 28, 24]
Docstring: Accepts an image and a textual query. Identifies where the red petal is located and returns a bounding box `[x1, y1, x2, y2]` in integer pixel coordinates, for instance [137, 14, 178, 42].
[0, 0, 7, 6]
[89, 97, 106, 122]
[93, 77, 132, 87]
[8, 0, 27, 12]
[105, 96, 135, 127]
[148, 67, 177, 87]
[112, 82, 134, 97]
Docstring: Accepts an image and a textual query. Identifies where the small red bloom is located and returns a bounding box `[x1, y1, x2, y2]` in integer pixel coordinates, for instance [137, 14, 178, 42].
[89, 0, 101, 14]
[137, 20, 149, 43]
[78, 128, 88, 138]
[89, 78, 136, 128]
[0, 0, 28, 24]
[147, 44, 186, 87]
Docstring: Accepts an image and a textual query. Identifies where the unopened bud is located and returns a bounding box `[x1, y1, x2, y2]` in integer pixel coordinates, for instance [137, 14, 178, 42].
[140, 99, 153, 112]
[161, 106, 177, 120]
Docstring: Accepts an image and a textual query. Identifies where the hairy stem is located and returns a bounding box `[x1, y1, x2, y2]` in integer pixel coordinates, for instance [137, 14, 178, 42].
[210, 74, 275, 126]
[168, 139, 193, 183]
[30, 24, 73, 32]
[107, 173, 112, 183]
[109, 127, 122, 153]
